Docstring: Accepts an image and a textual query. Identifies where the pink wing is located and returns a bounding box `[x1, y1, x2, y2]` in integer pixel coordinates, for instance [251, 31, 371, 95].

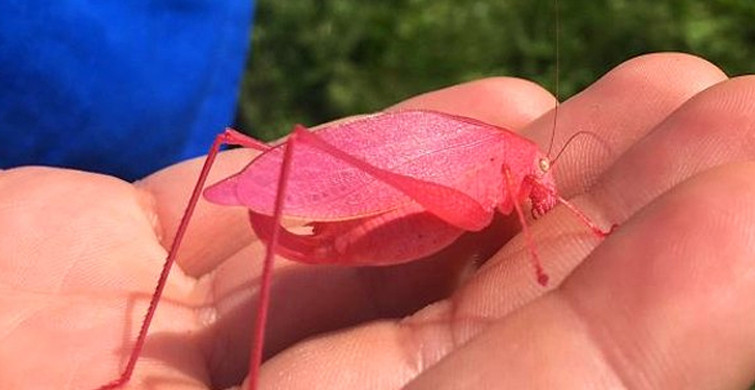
[204, 110, 538, 221]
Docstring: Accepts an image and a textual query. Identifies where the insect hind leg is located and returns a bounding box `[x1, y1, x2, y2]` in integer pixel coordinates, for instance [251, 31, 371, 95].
[97, 128, 270, 390]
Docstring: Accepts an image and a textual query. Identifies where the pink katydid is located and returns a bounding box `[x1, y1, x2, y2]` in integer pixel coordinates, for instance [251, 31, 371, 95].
[97, 108, 615, 390]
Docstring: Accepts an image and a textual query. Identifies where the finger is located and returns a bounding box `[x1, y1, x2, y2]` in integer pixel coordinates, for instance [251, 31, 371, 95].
[530, 74, 755, 293]
[390, 76, 556, 131]
[596, 75, 755, 223]
[404, 163, 755, 389]
[524, 52, 727, 197]
[446, 53, 729, 316]
[135, 147, 261, 276]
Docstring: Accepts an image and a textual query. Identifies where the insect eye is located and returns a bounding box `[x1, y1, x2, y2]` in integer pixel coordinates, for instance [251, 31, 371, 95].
[538, 158, 550, 173]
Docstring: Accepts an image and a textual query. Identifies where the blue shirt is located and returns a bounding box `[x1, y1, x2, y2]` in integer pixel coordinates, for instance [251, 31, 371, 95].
[0, 1, 255, 180]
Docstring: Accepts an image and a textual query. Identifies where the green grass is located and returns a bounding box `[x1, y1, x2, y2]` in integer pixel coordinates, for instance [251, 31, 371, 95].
[235, 0, 755, 140]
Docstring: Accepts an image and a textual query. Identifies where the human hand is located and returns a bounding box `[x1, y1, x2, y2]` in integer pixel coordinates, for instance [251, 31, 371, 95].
[1, 53, 754, 389]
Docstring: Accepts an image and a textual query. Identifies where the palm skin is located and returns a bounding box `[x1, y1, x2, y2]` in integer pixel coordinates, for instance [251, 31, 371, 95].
[1, 53, 755, 389]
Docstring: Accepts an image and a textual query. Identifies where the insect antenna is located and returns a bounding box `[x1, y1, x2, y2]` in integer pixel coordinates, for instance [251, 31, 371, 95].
[544, 0, 612, 170]
[550, 130, 614, 168]
[545, 0, 560, 159]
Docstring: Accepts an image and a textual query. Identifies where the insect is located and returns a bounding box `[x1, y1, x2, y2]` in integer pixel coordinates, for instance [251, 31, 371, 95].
[96, 1, 615, 388]
[97, 108, 614, 390]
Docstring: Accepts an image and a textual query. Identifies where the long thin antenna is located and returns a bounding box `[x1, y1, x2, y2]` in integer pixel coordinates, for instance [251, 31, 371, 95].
[550, 131, 588, 167]
[550, 130, 614, 168]
[546, 0, 560, 158]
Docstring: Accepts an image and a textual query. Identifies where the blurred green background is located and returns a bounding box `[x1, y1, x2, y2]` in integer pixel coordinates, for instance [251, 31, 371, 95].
[234, 0, 755, 141]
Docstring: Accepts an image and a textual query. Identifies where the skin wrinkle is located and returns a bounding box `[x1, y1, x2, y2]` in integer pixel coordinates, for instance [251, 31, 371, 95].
[401, 301, 459, 382]
[133, 184, 166, 245]
[392, 320, 428, 384]
[132, 183, 194, 287]
[397, 316, 428, 377]
[55, 223, 86, 295]
[446, 292, 470, 356]
[419, 286, 497, 372]
[137, 147, 261, 278]
[133, 181, 178, 258]
[555, 290, 633, 390]
[201, 241, 266, 387]
[0, 302, 44, 352]
[204, 264, 225, 387]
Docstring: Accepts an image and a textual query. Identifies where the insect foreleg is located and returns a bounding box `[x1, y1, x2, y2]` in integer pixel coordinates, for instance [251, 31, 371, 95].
[554, 194, 616, 237]
[503, 165, 550, 286]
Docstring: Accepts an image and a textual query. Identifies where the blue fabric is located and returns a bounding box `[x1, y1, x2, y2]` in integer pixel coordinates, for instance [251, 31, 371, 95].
[0, 0, 255, 180]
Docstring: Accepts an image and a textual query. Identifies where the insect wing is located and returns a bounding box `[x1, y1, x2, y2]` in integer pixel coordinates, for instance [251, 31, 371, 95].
[205, 110, 530, 221]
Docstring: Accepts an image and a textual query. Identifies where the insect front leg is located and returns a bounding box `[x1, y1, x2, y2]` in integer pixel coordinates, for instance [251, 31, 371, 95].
[502, 165, 550, 286]
[554, 194, 617, 237]
[529, 180, 617, 238]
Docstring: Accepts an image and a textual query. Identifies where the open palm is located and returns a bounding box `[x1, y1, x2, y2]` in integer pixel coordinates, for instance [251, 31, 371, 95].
[1, 53, 754, 389]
